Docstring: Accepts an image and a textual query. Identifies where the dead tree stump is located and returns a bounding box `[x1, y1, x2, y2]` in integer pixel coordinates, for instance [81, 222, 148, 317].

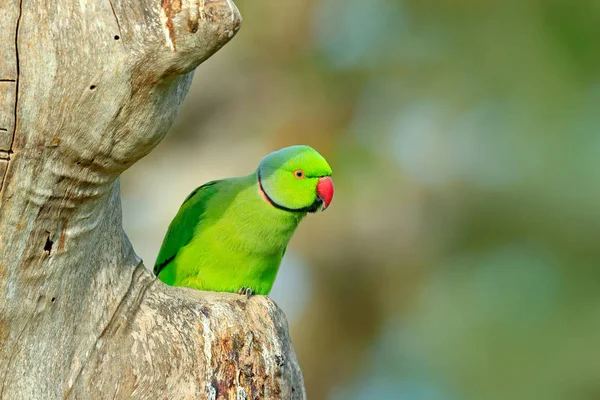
[0, 1, 305, 398]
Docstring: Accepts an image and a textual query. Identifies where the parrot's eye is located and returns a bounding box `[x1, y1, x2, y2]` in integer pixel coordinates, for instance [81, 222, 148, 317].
[294, 169, 305, 179]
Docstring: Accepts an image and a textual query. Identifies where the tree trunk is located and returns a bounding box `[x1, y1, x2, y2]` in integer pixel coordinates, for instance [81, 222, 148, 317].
[0, 1, 305, 398]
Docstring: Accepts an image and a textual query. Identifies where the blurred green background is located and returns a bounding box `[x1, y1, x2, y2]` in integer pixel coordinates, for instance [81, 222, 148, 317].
[121, 0, 600, 399]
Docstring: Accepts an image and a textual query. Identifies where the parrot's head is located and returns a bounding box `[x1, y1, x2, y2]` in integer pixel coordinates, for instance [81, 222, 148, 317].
[257, 145, 334, 213]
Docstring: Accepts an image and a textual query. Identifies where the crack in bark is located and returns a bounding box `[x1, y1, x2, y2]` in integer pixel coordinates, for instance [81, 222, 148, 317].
[0, 0, 22, 193]
[0, 1, 24, 389]
[107, 0, 122, 38]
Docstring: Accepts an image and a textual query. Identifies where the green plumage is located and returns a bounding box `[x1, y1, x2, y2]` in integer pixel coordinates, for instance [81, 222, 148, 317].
[154, 145, 333, 295]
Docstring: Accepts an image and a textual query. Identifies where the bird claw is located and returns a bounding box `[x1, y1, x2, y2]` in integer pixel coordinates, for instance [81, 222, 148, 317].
[237, 286, 254, 298]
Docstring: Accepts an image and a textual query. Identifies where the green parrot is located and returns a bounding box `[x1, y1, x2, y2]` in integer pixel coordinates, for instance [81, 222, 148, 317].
[153, 145, 334, 296]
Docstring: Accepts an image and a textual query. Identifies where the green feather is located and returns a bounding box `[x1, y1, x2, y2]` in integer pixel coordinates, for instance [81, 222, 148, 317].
[153, 181, 218, 277]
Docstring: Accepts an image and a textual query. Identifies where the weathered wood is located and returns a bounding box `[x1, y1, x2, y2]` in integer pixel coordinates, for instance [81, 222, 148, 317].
[0, 81, 16, 150]
[0, 0, 19, 80]
[0, 0, 305, 398]
[0, 159, 6, 189]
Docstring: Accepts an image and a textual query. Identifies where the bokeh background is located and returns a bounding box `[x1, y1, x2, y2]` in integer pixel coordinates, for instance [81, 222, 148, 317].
[121, 1, 600, 399]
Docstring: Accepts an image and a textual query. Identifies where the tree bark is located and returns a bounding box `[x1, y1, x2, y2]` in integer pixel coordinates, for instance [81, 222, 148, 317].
[0, 1, 305, 399]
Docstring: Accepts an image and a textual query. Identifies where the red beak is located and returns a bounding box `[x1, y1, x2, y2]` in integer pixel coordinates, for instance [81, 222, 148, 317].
[316, 176, 334, 211]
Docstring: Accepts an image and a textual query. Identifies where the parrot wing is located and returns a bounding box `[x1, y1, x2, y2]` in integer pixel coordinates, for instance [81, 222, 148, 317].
[153, 181, 219, 276]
